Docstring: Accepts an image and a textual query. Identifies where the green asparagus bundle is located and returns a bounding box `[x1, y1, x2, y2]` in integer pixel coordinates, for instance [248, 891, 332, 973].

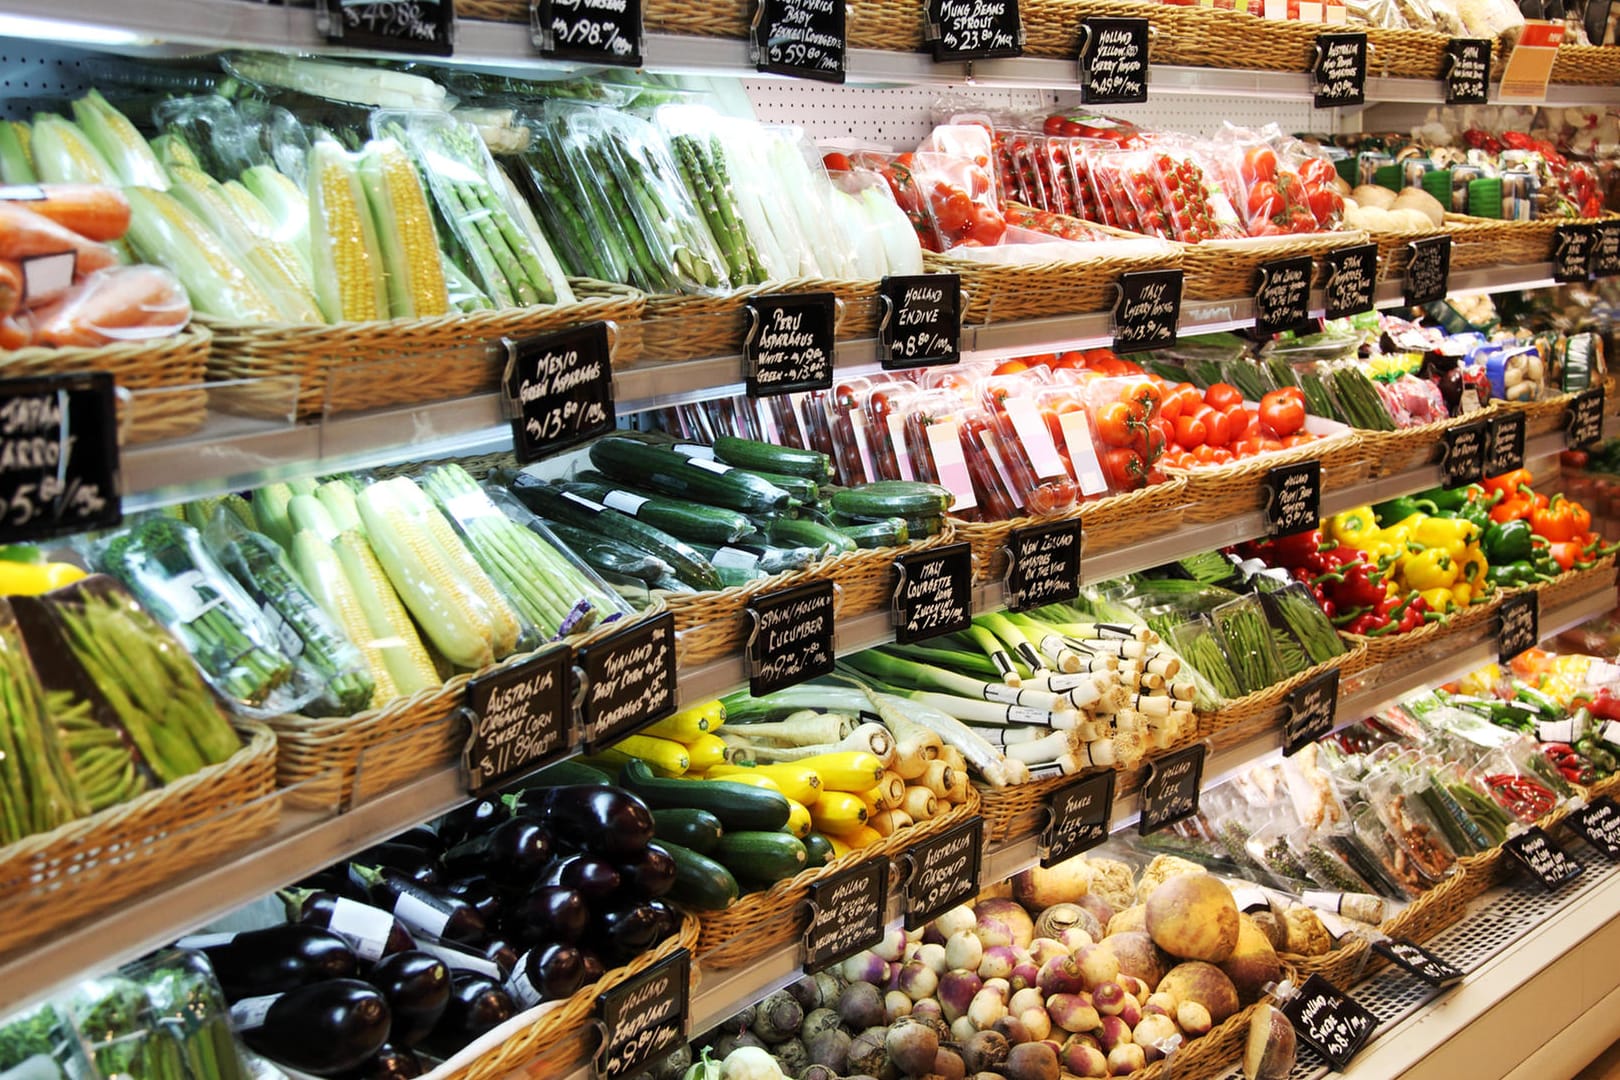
[668, 130, 765, 286]
[514, 122, 632, 284]
[142, 954, 249, 1080]
[48, 689, 147, 815]
[70, 976, 187, 1080]
[0, 612, 84, 844]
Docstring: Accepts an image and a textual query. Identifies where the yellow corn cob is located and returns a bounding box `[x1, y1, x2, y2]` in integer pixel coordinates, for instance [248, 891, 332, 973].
[682, 732, 727, 773]
[308, 139, 387, 322]
[123, 187, 282, 321]
[153, 133, 200, 171]
[30, 114, 116, 184]
[783, 799, 812, 839]
[809, 791, 868, 836]
[292, 529, 397, 707]
[356, 479, 494, 671]
[612, 733, 689, 776]
[224, 177, 315, 281]
[388, 477, 520, 659]
[316, 480, 363, 534]
[331, 530, 441, 696]
[13, 122, 32, 173]
[359, 138, 449, 319]
[709, 762, 822, 805]
[793, 752, 886, 793]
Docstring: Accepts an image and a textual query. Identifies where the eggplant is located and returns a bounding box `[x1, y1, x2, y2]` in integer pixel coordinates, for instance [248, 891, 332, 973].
[506, 943, 586, 1008]
[482, 938, 522, 979]
[645, 899, 681, 940]
[393, 825, 444, 854]
[504, 885, 588, 947]
[427, 974, 516, 1056]
[541, 854, 622, 900]
[594, 903, 663, 964]
[436, 799, 500, 846]
[616, 843, 677, 899]
[543, 786, 654, 858]
[301, 869, 370, 902]
[356, 843, 443, 886]
[444, 817, 553, 884]
[193, 925, 357, 1001]
[345, 1044, 423, 1080]
[371, 951, 451, 1049]
[444, 876, 505, 926]
[356, 866, 487, 945]
[235, 978, 391, 1077]
[282, 889, 416, 962]
[580, 951, 607, 984]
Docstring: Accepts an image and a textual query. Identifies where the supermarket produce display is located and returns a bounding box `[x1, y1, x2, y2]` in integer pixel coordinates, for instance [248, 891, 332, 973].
[1, 3, 1620, 1080]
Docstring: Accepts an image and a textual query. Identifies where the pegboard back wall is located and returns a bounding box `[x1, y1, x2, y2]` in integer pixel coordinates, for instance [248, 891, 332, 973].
[0, 41, 98, 118]
[743, 79, 1326, 146]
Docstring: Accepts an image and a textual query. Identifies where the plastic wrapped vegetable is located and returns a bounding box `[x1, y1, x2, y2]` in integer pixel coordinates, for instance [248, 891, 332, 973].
[356, 137, 451, 319]
[512, 118, 633, 285]
[0, 600, 85, 843]
[27, 265, 192, 348]
[138, 950, 251, 1080]
[69, 975, 187, 1080]
[307, 137, 388, 323]
[0, 1002, 93, 1078]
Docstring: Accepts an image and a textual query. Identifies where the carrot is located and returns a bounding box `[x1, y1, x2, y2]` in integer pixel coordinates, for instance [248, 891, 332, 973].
[31, 265, 190, 348]
[0, 202, 117, 277]
[0, 315, 31, 350]
[0, 260, 21, 320]
[0, 184, 130, 242]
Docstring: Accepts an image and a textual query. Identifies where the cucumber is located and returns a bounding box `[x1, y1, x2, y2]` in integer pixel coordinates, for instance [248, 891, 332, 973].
[711, 435, 834, 480]
[652, 808, 724, 854]
[836, 517, 909, 549]
[735, 469, 818, 505]
[716, 565, 766, 587]
[662, 840, 741, 910]
[507, 475, 723, 591]
[802, 832, 834, 868]
[692, 542, 820, 575]
[712, 831, 809, 886]
[831, 481, 952, 519]
[528, 759, 613, 787]
[765, 516, 858, 556]
[560, 479, 753, 544]
[619, 759, 792, 832]
[532, 518, 674, 584]
[590, 435, 792, 515]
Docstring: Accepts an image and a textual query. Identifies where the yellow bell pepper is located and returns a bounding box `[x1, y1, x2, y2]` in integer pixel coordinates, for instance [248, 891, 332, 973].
[1421, 586, 1457, 613]
[1411, 516, 1478, 562]
[1450, 581, 1473, 606]
[1326, 506, 1382, 549]
[1457, 663, 1500, 695]
[0, 560, 85, 595]
[1403, 548, 1460, 591]
[1461, 548, 1489, 589]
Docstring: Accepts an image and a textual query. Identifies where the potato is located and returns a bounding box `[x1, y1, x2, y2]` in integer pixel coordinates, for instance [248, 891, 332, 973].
[1393, 186, 1444, 226]
[1243, 1004, 1297, 1080]
[1219, 917, 1283, 1005]
[1098, 932, 1167, 990]
[1156, 962, 1240, 1024]
[1391, 207, 1437, 230]
[1351, 184, 1397, 210]
[1144, 875, 1239, 962]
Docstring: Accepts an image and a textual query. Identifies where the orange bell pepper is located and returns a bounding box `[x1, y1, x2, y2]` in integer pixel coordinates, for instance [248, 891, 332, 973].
[1532, 495, 1583, 543]
[1484, 469, 1534, 498]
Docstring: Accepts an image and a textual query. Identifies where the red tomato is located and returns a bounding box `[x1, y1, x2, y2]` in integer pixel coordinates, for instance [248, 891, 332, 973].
[1247, 181, 1284, 221]
[1282, 433, 1315, 448]
[1043, 115, 1067, 136]
[1258, 388, 1306, 437]
[1102, 448, 1146, 490]
[1191, 444, 1218, 464]
[1095, 401, 1138, 447]
[822, 151, 852, 172]
[934, 190, 974, 238]
[1204, 383, 1243, 411]
[969, 203, 1006, 245]
[1307, 186, 1343, 224]
[1054, 350, 1087, 369]
[1209, 448, 1234, 464]
[1173, 413, 1207, 449]
[1133, 423, 1167, 462]
[1200, 406, 1232, 448]
[1159, 390, 1186, 423]
[1233, 435, 1263, 457]
[1124, 378, 1163, 419]
[1243, 146, 1278, 185]
[994, 359, 1031, 376]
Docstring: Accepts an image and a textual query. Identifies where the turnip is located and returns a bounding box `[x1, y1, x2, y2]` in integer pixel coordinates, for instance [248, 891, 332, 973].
[1034, 903, 1101, 944]
[803, 1008, 842, 1042]
[1133, 1014, 1179, 1063]
[950, 1016, 976, 1042]
[1019, 1007, 1052, 1042]
[1175, 1001, 1211, 1037]
[1009, 961, 1041, 992]
[886, 1018, 940, 1075]
[1058, 927, 1095, 954]
[1145, 876, 1239, 963]
[994, 1015, 1032, 1045]
[848, 1027, 890, 1078]
[982, 977, 1010, 999]
[1157, 962, 1239, 1024]
[886, 991, 914, 1022]
[875, 927, 909, 963]
[807, 1028, 852, 1073]
[974, 899, 1036, 949]
[977, 946, 1017, 980]
[1116, 995, 1141, 1030]
[960, 1030, 1009, 1074]
[1072, 945, 1120, 990]
[936, 906, 976, 940]
[945, 931, 983, 972]
[1076, 894, 1114, 931]
[900, 961, 939, 1002]
[1028, 938, 1069, 966]
[1092, 982, 1125, 1016]
[1106, 906, 1146, 937]
[1098, 932, 1165, 990]
[1045, 992, 1100, 1034]
[1107, 1043, 1145, 1075]
[911, 1000, 944, 1027]
[840, 982, 887, 1030]
[968, 987, 1007, 1030]
[902, 941, 922, 964]
[1012, 856, 1092, 910]
[1143, 993, 1176, 1017]
[1060, 1039, 1108, 1079]
[1036, 954, 1085, 996]
[1095, 1015, 1132, 1053]
[932, 1048, 965, 1080]
[1004, 1040, 1060, 1080]
[1008, 988, 1044, 1016]
[916, 943, 948, 974]
[921, 925, 946, 947]
[1118, 976, 1150, 1001]
[938, 970, 981, 1022]
[1243, 1005, 1296, 1080]
[1219, 917, 1282, 1005]
[843, 952, 891, 986]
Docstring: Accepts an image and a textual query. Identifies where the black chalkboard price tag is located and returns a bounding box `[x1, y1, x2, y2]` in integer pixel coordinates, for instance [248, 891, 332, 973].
[1077, 18, 1149, 105]
[804, 859, 890, 973]
[1263, 460, 1321, 538]
[462, 644, 574, 796]
[1444, 38, 1491, 104]
[1254, 255, 1314, 337]
[1373, 938, 1464, 987]
[753, 0, 846, 81]
[903, 816, 984, 928]
[745, 292, 837, 397]
[1138, 743, 1205, 835]
[747, 579, 836, 696]
[579, 612, 678, 750]
[503, 323, 616, 465]
[1567, 385, 1606, 450]
[1281, 974, 1377, 1070]
[1112, 269, 1182, 352]
[0, 372, 120, 545]
[594, 948, 690, 1080]
[1498, 590, 1539, 664]
[531, 0, 643, 65]
[1488, 411, 1527, 475]
[1314, 32, 1368, 108]
[1569, 796, 1620, 859]
[1504, 825, 1584, 889]
[1322, 243, 1379, 320]
[1284, 666, 1339, 757]
[880, 274, 961, 370]
[1404, 236, 1452, 307]
[1596, 220, 1620, 278]
[1440, 419, 1489, 488]
[893, 542, 973, 644]
[1042, 770, 1116, 865]
[1004, 519, 1082, 611]
[929, 0, 1023, 60]
[1553, 223, 1599, 284]
[317, 0, 455, 55]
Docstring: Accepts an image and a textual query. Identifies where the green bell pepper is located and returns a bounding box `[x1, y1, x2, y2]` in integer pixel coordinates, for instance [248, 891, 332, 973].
[1373, 496, 1436, 525]
[1483, 518, 1534, 563]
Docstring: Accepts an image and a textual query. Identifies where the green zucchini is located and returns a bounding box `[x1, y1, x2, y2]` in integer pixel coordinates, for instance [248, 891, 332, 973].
[652, 808, 724, 854]
[836, 517, 909, 549]
[560, 480, 753, 544]
[533, 518, 674, 584]
[830, 481, 953, 519]
[765, 516, 858, 555]
[736, 469, 818, 505]
[619, 759, 792, 832]
[662, 840, 741, 910]
[712, 435, 834, 480]
[691, 542, 820, 575]
[712, 831, 809, 885]
[802, 832, 834, 868]
[716, 565, 766, 587]
[589, 435, 792, 514]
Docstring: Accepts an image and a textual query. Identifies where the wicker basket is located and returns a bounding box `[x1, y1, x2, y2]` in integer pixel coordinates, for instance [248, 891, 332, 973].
[203, 281, 645, 421]
[1358, 406, 1500, 479]
[977, 769, 1073, 845]
[0, 326, 211, 445]
[450, 915, 702, 1080]
[815, 529, 959, 620]
[1182, 231, 1369, 302]
[1024, 0, 1318, 69]
[1127, 984, 1295, 1080]
[0, 720, 279, 957]
[1170, 430, 1366, 524]
[1200, 648, 1362, 743]
[1363, 24, 1472, 78]
[878, 785, 983, 858]
[641, 278, 878, 362]
[1369, 224, 1450, 283]
[1505, 387, 1580, 437]
[272, 603, 665, 809]
[1445, 214, 1545, 272]
[1550, 44, 1620, 85]
[926, 235, 1183, 326]
[1528, 553, 1618, 611]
